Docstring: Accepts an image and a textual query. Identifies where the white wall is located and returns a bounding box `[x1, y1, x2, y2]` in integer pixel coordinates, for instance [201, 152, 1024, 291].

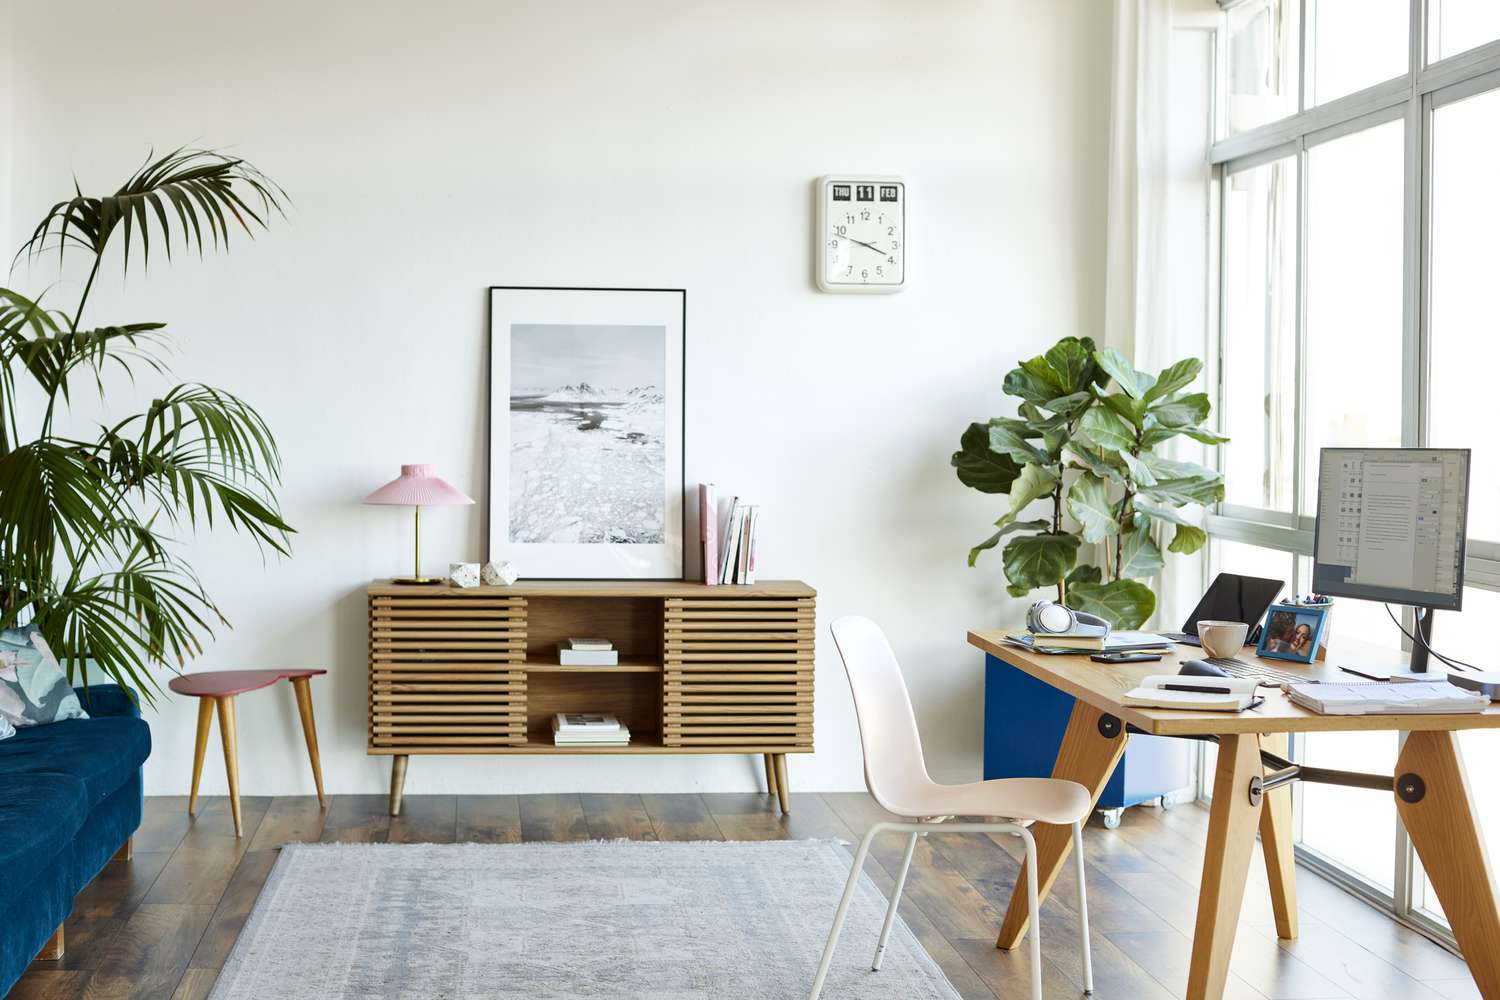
[5, 0, 1111, 796]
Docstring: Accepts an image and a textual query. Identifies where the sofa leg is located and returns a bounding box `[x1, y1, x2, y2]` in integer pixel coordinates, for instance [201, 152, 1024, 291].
[113, 835, 134, 862]
[36, 922, 64, 961]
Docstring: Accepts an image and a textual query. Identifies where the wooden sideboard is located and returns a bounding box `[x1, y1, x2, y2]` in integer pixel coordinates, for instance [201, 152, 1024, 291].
[367, 579, 815, 815]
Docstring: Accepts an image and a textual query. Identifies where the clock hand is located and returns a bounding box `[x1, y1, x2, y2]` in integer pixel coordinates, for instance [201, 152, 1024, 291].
[843, 235, 885, 255]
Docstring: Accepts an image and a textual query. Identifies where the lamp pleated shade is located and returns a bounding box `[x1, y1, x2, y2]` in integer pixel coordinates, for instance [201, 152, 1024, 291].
[363, 464, 474, 506]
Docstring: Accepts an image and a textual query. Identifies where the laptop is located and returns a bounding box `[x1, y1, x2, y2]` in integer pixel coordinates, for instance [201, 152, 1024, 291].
[1162, 572, 1284, 646]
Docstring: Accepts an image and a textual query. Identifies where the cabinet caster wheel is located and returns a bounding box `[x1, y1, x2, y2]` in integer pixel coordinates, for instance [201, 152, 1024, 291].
[1100, 808, 1123, 830]
[1158, 795, 1174, 811]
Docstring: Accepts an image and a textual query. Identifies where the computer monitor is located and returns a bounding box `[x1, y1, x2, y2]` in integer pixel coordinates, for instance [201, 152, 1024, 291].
[1311, 447, 1470, 671]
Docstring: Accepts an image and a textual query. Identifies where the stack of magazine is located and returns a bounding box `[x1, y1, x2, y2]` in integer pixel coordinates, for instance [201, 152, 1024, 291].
[552, 713, 630, 747]
[699, 483, 760, 585]
[558, 637, 617, 666]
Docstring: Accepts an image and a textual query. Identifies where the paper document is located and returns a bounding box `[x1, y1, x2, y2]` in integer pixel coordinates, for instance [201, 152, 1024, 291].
[1286, 681, 1487, 716]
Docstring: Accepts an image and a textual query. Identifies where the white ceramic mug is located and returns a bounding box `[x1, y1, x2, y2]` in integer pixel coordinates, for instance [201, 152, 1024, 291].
[1197, 620, 1249, 659]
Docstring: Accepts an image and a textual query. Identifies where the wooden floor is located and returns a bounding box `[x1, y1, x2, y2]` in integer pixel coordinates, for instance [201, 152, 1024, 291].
[13, 792, 1482, 1000]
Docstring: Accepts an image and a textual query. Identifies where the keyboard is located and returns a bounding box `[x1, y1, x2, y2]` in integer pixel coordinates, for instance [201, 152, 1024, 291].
[1206, 657, 1319, 686]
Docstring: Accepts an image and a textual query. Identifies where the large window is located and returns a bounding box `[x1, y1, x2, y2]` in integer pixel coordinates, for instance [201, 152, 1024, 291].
[1206, 0, 1500, 948]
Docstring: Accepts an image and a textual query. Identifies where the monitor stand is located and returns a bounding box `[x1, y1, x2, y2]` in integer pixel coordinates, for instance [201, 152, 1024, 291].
[1341, 606, 1440, 683]
[1408, 606, 1436, 674]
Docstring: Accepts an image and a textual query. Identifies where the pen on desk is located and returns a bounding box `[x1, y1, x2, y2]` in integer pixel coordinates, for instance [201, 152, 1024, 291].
[1162, 683, 1233, 695]
[1338, 665, 1388, 681]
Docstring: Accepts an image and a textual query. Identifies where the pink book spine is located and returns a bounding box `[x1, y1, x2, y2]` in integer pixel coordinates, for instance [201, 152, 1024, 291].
[700, 483, 718, 585]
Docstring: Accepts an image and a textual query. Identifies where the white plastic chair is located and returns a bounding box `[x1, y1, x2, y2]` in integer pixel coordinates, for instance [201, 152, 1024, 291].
[810, 615, 1095, 1000]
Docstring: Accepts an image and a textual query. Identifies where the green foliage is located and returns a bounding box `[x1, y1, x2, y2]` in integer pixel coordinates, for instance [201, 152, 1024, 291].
[0, 148, 292, 703]
[952, 337, 1225, 629]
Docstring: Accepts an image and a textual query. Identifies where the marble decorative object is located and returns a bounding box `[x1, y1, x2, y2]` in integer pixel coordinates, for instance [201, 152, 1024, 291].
[448, 562, 481, 588]
[481, 561, 519, 586]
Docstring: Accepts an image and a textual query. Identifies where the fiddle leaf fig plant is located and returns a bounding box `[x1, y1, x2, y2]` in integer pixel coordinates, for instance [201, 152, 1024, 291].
[952, 337, 1226, 629]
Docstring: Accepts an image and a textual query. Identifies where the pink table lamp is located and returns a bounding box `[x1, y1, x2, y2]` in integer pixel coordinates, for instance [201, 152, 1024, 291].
[363, 464, 474, 584]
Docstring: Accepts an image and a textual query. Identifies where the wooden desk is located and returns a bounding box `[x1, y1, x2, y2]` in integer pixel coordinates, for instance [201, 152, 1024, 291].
[969, 629, 1500, 1000]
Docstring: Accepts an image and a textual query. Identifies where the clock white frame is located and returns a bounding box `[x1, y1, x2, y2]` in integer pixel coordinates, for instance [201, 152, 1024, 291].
[815, 174, 906, 294]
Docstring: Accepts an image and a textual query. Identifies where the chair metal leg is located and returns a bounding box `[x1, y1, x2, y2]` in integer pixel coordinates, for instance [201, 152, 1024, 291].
[1020, 827, 1042, 1000]
[808, 819, 1054, 1000]
[809, 823, 882, 1000]
[873, 830, 920, 971]
[1074, 820, 1094, 995]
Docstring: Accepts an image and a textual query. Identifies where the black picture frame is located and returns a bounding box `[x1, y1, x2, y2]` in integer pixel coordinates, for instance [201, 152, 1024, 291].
[485, 286, 686, 580]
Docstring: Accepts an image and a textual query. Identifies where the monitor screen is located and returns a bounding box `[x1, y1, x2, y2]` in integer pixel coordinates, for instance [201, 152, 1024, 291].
[1310, 448, 1470, 611]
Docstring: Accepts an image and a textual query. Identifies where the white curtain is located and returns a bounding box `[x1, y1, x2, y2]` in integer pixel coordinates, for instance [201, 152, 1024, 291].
[1104, 0, 1215, 628]
[1104, 0, 1172, 368]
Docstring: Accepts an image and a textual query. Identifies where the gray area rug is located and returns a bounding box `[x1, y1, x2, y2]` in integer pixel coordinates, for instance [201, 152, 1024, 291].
[211, 840, 961, 1000]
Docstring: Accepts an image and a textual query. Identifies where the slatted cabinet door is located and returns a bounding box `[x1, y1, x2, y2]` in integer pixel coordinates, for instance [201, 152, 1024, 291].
[369, 593, 528, 748]
[662, 596, 815, 748]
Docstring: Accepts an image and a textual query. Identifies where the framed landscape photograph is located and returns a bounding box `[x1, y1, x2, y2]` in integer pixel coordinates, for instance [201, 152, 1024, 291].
[487, 287, 685, 579]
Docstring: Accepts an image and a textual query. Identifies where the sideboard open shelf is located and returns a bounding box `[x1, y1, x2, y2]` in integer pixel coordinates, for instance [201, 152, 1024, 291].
[367, 579, 815, 815]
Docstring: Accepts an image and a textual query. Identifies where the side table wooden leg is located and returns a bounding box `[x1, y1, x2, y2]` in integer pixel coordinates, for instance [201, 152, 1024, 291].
[773, 754, 790, 813]
[1395, 730, 1500, 997]
[390, 754, 409, 817]
[763, 753, 778, 798]
[1187, 733, 1264, 1000]
[290, 676, 327, 807]
[996, 699, 1128, 950]
[1260, 732, 1298, 939]
[188, 697, 213, 816]
[215, 696, 243, 837]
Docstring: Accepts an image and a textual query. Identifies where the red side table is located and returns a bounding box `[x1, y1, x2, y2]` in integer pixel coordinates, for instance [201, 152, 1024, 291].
[167, 669, 327, 836]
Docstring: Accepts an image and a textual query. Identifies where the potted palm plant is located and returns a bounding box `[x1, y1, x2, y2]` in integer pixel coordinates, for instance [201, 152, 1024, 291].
[0, 148, 293, 702]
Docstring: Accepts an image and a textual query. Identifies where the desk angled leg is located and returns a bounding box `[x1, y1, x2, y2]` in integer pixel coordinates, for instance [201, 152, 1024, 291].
[995, 699, 1127, 950]
[1260, 732, 1298, 939]
[1187, 733, 1264, 1000]
[1395, 730, 1500, 998]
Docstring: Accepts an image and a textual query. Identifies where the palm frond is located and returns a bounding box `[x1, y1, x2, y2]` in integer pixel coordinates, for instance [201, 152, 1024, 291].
[16, 147, 288, 272]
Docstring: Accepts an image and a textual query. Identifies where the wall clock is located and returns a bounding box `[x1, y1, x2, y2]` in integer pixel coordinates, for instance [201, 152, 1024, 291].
[815, 175, 905, 293]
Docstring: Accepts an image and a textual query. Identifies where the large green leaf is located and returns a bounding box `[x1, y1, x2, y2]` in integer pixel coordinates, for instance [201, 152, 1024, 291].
[1005, 463, 1059, 519]
[1043, 337, 1095, 394]
[988, 419, 1050, 465]
[952, 423, 1023, 494]
[1002, 533, 1080, 593]
[1065, 563, 1103, 586]
[1080, 405, 1136, 451]
[1144, 358, 1203, 402]
[1039, 390, 1093, 418]
[1097, 390, 1148, 428]
[1094, 347, 1155, 399]
[1068, 445, 1126, 484]
[1119, 451, 1157, 486]
[1003, 366, 1059, 407]
[1139, 453, 1218, 482]
[1181, 425, 1231, 446]
[1139, 474, 1225, 507]
[1133, 501, 1209, 555]
[1118, 528, 1165, 579]
[1149, 392, 1211, 429]
[968, 518, 1048, 567]
[1066, 473, 1120, 544]
[1066, 579, 1157, 630]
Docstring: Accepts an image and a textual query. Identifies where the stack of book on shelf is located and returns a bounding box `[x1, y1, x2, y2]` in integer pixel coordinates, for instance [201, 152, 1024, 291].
[699, 483, 761, 585]
[558, 637, 617, 666]
[552, 713, 631, 747]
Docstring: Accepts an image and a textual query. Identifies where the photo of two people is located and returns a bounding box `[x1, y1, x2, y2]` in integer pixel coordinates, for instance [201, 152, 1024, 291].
[1258, 606, 1328, 663]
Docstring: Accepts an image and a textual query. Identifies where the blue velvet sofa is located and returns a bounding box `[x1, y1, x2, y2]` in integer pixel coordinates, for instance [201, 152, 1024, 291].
[0, 685, 150, 996]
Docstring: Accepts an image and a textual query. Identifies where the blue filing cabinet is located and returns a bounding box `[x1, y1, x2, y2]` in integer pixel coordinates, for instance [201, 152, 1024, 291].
[983, 652, 1192, 827]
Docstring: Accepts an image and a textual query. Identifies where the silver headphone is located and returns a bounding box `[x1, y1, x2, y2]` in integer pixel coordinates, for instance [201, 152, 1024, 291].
[1026, 600, 1110, 637]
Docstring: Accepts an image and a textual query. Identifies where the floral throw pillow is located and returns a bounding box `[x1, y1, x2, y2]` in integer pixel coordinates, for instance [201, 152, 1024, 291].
[0, 626, 88, 727]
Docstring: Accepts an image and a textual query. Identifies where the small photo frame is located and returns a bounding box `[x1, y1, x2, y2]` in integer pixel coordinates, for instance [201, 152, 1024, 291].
[1256, 603, 1330, 663]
